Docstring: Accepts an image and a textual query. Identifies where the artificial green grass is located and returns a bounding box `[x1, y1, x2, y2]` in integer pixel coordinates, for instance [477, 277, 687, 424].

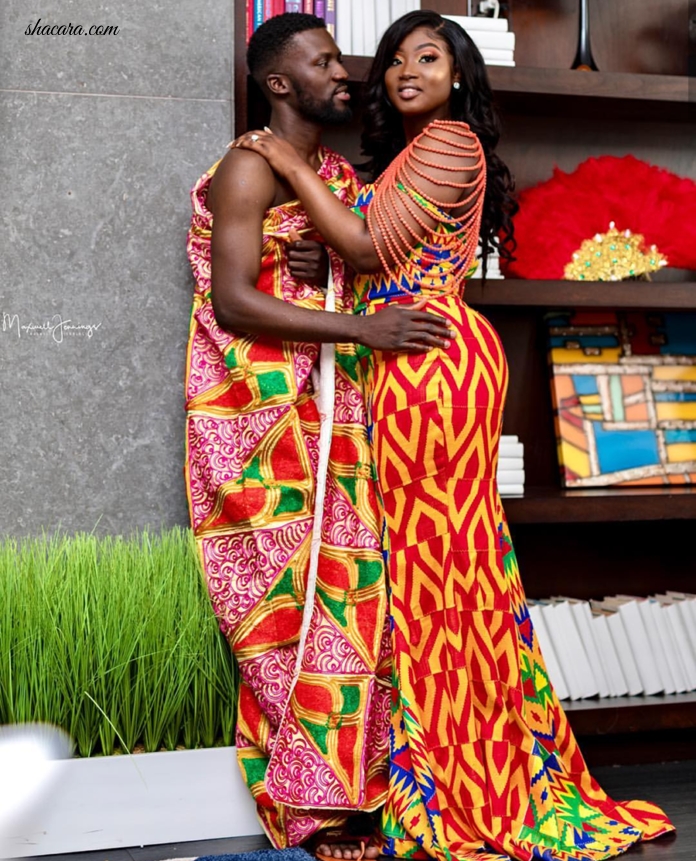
[0, 527, 237, 756]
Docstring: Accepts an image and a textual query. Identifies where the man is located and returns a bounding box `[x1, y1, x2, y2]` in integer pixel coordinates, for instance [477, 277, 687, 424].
[185, 12, 451, 854]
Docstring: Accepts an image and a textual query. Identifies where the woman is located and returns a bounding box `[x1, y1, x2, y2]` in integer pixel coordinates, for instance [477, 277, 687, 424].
[234, 11, 674, 861]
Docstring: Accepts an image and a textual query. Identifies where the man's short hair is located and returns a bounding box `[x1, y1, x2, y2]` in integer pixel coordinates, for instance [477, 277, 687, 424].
[247, 13, 326, 88]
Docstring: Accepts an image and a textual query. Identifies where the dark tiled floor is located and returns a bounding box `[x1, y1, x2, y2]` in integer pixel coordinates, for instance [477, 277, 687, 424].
[9, 761, 695, 861]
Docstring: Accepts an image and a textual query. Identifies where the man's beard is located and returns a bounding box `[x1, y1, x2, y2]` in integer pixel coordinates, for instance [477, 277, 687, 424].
[292, 81, 353, 125]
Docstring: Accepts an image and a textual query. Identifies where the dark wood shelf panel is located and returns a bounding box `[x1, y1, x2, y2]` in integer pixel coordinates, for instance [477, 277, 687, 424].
[503, 486, 696, 524]
[342, 56, 372, 82]
[343, 58, 694, 104]
[488, 66, 693, 104]
[564, 693, 696, 735]
[465, 280, 696, 309]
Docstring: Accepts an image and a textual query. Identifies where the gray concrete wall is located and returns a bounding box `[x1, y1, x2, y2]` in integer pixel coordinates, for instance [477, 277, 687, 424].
[0, 0, 234, 535]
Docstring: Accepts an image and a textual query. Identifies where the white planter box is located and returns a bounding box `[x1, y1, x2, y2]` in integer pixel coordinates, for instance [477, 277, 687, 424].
[2, 747, 264, 858]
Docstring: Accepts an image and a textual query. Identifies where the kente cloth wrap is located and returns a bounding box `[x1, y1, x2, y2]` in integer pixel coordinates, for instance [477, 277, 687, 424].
[352, 120, 675, 861]
[185, 150, 391, 848]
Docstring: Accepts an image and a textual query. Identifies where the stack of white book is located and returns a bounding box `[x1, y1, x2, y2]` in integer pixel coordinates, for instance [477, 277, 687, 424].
[336, 4, 515, 66]
[527, 592, 696, 701]
[470, 243, 504, 279]
[337, 0, 420, 57]
[443, 14, 516, 67]
[497, 434, 524, 497]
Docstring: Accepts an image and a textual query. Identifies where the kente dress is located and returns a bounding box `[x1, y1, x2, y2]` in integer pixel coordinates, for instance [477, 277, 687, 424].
[351, 119, 674, 861]
[185, 149, 391, 848]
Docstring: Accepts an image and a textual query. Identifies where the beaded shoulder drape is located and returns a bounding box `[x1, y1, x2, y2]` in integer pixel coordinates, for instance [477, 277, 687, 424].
[365, 119, 485, 299]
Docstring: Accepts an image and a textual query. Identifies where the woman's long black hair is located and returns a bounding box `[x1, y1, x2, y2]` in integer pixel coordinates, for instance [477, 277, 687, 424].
[360, 10, 518, 275]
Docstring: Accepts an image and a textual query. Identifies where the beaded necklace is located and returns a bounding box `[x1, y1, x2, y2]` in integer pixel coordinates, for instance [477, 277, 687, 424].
[366, 119, 486, 297]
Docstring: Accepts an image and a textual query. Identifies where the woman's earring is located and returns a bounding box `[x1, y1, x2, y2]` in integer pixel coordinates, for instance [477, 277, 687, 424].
[453, 81, 461, 90]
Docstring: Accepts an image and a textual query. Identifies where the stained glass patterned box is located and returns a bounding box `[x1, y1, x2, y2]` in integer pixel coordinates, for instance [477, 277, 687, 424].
[547, 310, 696, 487]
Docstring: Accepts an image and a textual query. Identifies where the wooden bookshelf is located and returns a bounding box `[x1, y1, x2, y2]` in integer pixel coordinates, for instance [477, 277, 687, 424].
[342, 58, 695, 105]
[465, 280, 696, 309]
[489, 67, 694, 104]
[502, 486, 696, 524]
[565, 694, 696, 765]
[565, 692, 696, 735]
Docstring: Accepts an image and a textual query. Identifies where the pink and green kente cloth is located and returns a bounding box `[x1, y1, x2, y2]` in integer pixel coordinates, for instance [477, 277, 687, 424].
[185, 149, 390, 848]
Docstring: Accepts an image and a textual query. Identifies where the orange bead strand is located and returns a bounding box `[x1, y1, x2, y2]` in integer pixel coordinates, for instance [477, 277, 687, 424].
[366, 120, 486, 296]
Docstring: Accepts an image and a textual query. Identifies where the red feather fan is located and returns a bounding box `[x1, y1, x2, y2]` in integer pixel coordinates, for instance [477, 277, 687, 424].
[502, 155, 696, 279]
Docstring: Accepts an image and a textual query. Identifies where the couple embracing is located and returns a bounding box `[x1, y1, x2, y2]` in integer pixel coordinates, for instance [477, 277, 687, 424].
[184, 11, 672, 861]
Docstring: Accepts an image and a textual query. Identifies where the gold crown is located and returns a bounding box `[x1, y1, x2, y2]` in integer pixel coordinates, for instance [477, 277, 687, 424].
[564, 222, 669, 281]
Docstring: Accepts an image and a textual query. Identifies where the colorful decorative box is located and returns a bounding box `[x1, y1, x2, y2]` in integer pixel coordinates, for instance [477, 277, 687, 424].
[547, 310, 696, 487]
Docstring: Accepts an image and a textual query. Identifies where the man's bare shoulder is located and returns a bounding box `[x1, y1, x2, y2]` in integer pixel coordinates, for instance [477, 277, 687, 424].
[208, 147, 275, 215]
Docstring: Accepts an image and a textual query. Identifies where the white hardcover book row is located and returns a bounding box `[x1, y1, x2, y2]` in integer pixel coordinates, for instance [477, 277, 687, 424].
[337, 5, 516, 67]
[527, 593, 696, 700]
[497, 434, 524, 497]
[337, 0, 421, 56]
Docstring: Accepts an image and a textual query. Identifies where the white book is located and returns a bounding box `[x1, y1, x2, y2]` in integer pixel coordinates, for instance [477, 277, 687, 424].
[661, 604, 696, 692]
[497, 469, 525, 485]
[660, 604, 696, 691]
[375, 0, 390, 47]
[478, 47, 515, 61]
[476, 241, 500, 260]
[351, 0, 365, 55]
[541, 603, 591, 700]
[470, 257, 503, 277]
[667, 592, 696, 628]
[636, 599, 676, 694]
[476, 267, 504, 279]
[568, 601, 611, 698]
[482, 58, 516, 67]
[442, 14, 509, 32]
[498, 484, 524, 496]
[602, 608, 643, 696]
[648, 599, 688, 693]
[674, 600, 696, 658]
[497, 457, 524, 471]
[499, 442, 523, 458]
[390, 0, 409, 24]
[362, 0, 377, 56]
[500, 435, 519, 444]
[528, 604, 569, 700]
[590, 612, 629, 697]
[615, 601, 663, 695]
[336, 0, 352, 54]
[469, 31, 516, 50]
[658, 599, 696, 690]
[553, 601, 600, 698]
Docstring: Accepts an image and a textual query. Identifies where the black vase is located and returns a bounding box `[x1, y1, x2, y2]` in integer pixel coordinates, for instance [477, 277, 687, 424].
[571, 0, 599, 71]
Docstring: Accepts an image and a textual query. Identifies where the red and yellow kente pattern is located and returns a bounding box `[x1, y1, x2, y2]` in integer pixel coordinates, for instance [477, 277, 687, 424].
[352, 120, 674, 860]
[185, 151, 391, 849]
